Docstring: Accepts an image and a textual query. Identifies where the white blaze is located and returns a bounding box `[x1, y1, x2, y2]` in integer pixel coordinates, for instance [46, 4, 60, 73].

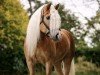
[50, 5, 61, 38]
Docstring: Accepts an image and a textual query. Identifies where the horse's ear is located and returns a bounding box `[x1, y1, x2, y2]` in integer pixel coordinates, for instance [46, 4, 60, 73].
[46, 3, 51, 10]
[55, 4, 59, 10]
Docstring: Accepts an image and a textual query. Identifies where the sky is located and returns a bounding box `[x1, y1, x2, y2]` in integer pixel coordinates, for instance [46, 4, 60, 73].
[20, 0, 99, 47]
[20, 0, 99, 22]
[49, 0, 99, 22]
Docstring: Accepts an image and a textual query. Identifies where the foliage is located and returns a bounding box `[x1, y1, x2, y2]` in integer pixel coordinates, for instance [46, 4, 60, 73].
[0, 0, 28, 73]
[75, 50, 100, 66]
[86, 10, 100, 48]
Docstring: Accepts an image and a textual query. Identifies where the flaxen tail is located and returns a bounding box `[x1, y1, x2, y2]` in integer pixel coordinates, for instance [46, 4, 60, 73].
[69, 59, 75, 75]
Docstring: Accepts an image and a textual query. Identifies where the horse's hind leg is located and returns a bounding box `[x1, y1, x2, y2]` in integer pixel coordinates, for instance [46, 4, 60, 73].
[54, 62, 63, 75]
[46, 61, 53, 75]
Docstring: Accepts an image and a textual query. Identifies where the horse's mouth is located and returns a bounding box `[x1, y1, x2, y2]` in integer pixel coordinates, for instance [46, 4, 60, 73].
[51, 33, 62, 42]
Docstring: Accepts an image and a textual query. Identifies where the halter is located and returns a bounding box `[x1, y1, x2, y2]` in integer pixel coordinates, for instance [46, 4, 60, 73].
[40, 7, 61, 37]
[40, 11, 50, 35]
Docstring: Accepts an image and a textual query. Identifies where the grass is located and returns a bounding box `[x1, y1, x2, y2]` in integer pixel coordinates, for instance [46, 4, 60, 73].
[35, 71, 100, 75]
[76, 71, 100, 75]
[0, 70, 100, 75]
[75, 56, 100, 72]
[0, 56, 100, 75]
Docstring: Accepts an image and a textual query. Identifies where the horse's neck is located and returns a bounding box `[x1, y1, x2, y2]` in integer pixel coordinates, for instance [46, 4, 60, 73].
[39, 32, 48, 41]
[40, 31, 44, 38]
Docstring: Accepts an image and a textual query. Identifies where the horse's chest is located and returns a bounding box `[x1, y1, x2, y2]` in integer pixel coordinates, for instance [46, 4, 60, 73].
[35, 39, 56, 63]
[54, 34, 70, 62]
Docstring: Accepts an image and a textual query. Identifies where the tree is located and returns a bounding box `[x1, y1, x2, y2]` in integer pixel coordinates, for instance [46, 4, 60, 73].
[86, 10, 100, 49]
[0, 0, 28, 72]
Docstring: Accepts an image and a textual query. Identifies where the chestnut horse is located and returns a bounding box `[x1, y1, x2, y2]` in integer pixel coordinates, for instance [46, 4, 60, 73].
[24, 3, 75, 75]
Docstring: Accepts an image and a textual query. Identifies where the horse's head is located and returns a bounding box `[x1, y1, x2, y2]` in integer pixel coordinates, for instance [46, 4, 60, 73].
[40, 3, 61, 41]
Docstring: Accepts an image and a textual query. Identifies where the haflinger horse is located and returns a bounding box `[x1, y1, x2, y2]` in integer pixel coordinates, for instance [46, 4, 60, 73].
[24, 3, 75, 75]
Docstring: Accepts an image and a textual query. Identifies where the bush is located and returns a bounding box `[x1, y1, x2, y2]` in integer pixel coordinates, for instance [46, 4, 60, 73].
[75, 50, 100, 66]
[0, 0, 28, 73]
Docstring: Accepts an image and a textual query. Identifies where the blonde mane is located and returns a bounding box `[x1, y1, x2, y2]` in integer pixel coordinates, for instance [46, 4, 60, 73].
[26, 5, 45, 56]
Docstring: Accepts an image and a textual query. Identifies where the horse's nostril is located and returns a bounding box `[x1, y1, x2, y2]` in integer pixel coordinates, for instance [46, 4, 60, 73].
[56, 33, 59, 39]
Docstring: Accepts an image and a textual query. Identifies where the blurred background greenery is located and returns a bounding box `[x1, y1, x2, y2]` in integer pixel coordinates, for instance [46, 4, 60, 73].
[0, 0, 100, 75]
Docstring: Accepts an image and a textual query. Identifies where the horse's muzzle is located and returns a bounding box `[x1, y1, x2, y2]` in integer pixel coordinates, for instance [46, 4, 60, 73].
[52, 33, 62, 41]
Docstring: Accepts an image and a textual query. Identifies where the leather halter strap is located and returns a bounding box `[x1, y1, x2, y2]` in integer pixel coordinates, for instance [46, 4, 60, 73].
[40, 14, 50, 30]
[40, 10, 50, 35]
[40, 10, 61, 35]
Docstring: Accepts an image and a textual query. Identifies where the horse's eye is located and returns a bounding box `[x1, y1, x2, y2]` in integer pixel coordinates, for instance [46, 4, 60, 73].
[46, 16, 50, 20]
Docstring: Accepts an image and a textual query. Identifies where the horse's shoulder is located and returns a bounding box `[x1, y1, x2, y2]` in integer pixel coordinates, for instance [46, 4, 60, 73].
[60, 29, 72, 36]
[60, 29, 74, 42]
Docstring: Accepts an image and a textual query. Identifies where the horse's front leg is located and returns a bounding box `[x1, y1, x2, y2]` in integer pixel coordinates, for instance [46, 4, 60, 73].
[24, 43, 35, 75]
[26, 57, 35, 75]
[54, 62, 63, 75]
[46, 61, 53, 75]
[63, 56, 73, 75]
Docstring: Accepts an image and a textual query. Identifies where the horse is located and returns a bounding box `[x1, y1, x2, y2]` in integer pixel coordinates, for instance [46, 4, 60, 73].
[24, 3, 75, 75]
